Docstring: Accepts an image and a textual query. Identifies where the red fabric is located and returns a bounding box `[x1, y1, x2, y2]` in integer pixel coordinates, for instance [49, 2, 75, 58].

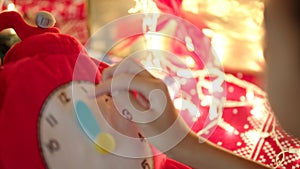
[153, 0, 183, 16]
[151, 146, 191, 169]
[0, 10, 188, 169]
[0, 10, 104, 169]
[0, 16, 101, 169]
[197, 72, 300, 169]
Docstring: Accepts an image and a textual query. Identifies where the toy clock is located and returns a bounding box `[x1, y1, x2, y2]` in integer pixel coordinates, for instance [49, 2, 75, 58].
[0, 10, 193, 169]
[39, 81, 154, 169]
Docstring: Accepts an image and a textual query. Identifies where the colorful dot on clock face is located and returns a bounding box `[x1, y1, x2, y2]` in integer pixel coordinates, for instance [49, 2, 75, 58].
[75, 100, 101, 141]
[75, 100, 115, 155]
[94, 132, 116, 155]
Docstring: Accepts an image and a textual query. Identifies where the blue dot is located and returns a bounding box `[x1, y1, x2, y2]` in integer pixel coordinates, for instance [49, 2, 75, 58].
[75, 100, 100, 140]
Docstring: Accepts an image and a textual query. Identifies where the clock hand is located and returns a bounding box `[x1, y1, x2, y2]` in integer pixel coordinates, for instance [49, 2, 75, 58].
[75, 100, 115, 154]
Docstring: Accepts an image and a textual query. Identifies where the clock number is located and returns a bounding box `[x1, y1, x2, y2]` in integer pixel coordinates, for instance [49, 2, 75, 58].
[58, 92, 71, 104]
[46, 114, 58, 128]
[45, 139, 60, 154]
[121, 109, 133, 121]
[138, 132, 145, 143]
[141, 159, 150, 169]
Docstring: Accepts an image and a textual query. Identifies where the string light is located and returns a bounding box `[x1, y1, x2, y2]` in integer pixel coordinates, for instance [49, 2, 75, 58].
[129, 0, 266, 142]
[129, 1, 300, 168]
[182, 0, 265, 72]
[184, 56, 196, 68]
[202, 28, 214, 38]
[218, 118, 238, 135]
[185, 36, 195, 52]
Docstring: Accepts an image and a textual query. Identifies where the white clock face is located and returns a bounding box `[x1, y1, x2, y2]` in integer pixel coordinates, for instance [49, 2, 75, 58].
[38, 81, 154, 169]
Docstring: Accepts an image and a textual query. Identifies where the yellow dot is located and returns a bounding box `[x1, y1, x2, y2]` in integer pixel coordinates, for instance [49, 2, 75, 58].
[94, 133, 115, 155]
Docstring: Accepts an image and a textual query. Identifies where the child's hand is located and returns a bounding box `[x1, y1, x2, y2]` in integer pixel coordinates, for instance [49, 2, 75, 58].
[94, 58, 190, 152]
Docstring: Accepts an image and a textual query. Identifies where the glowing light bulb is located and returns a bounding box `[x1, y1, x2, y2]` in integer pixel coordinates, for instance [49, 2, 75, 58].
[246, 90, 255, 101]
[257, 50, 265, 63]
[211, 34, 227, 62]
[219, 119, 238, 134]
[226, 126, 235, 134]
[202, 28, 214, 38]
[173, 98, 183, 110]
[185, 36, 194, 52]
[185, 56, 196, 68]
[251, 107, 263, 119]
[7, 2, 15, 11]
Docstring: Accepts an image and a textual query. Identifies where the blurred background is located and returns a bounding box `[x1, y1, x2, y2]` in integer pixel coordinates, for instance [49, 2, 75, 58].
[0, 0, 265, 75]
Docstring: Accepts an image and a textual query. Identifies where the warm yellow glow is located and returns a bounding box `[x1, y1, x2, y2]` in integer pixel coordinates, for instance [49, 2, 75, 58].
[206, 1, 233, 17]
[202, 28, 214, 38]
[129, 0, 160, 13]
[173, 98, 182, 110]
[181, 0, 199, 14]
[185, 56, 196, 68]
[182, 0, 265, 72]
[210, 34, 227, 62]
[130, 0, 163, 50]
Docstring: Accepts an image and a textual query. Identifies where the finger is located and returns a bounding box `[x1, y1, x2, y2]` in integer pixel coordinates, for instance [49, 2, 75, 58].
[101, 58, 154, 82]
[96, 73, 161, 98]
[111, 90, 164, 124]
[135, 91, 150, 109]
[101, 64, 118, 82]
[96, 73, 170, 113]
